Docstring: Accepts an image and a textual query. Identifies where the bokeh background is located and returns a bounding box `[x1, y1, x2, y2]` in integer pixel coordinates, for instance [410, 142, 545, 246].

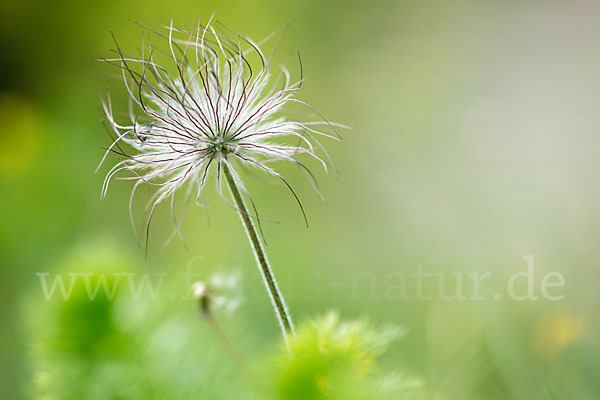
[1, 0, 599, 398]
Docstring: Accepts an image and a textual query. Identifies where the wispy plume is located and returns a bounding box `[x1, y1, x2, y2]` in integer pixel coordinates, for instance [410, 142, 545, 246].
[97, 18, 343, 250]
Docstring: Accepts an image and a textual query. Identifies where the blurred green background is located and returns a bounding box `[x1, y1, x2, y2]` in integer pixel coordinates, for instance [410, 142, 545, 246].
[1, 0, 599, 398]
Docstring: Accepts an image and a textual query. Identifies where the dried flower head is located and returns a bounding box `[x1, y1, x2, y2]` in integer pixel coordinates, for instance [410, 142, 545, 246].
[97, 18, 342, 248]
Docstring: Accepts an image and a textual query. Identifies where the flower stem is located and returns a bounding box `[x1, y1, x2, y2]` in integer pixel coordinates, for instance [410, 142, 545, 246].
[223, 163, 295, 342]
[202, 309, 266, 397]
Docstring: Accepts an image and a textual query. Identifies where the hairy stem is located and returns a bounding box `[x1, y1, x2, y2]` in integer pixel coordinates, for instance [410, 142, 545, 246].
[223, 163, 295, 342]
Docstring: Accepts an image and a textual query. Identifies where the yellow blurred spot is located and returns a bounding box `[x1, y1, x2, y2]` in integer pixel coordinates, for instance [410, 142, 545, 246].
[532, 309, 583, 359]
[0, 94, 42, 177]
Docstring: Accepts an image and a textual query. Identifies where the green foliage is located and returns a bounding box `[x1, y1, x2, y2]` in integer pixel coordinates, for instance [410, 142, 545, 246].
[28, 240, 257, 400]
[271, 313, 421, 400]
[29, 245, 421, 400]
[29, 240, 135, 400]
[56, 243, 131, 356]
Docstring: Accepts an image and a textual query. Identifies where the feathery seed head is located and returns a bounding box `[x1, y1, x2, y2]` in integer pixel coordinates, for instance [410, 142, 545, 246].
[97, 18, 343, 247]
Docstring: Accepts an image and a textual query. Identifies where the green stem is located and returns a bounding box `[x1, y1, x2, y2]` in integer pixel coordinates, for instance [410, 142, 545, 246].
[223, 163, 295, 342]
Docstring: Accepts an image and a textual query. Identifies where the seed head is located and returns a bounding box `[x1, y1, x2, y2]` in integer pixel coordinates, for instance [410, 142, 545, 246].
[97, 18, 342, 249]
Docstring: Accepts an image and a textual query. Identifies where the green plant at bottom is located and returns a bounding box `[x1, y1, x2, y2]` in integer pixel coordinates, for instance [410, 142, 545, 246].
[269, 312, 421, 400]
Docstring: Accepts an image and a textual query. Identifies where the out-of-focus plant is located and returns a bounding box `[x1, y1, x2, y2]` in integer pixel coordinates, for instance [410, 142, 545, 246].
[29, 240, 137, 400]
[268, 312, 421, 400]
[29, 240, 421, 400]
[28, 240, 256, 400]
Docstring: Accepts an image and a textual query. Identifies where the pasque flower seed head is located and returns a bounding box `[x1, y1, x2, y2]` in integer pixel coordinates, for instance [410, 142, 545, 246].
[97, 18, 342, 247]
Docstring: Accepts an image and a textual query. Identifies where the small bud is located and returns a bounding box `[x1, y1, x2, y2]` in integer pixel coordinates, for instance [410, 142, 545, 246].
[192, 281, 209, 299]
[192, 281, 212, 317]
[191, 272, 243, 318]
